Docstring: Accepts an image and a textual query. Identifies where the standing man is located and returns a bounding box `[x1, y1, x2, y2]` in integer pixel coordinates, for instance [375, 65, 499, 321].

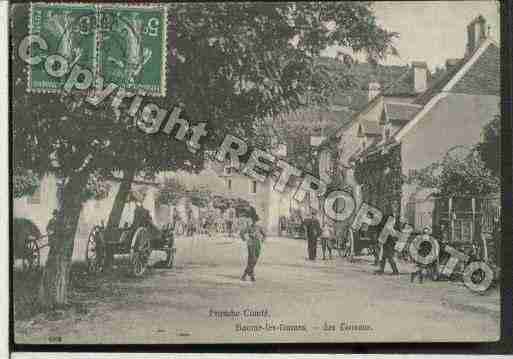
[186, 207, 194, 237]
[374, 214, 399, 275]
[240, 209, 266, 282]
[226, 206, 235, 238]
[320, 221, 335, 260]
[303, 210, 321, 260]
[133, 200, 161, 240]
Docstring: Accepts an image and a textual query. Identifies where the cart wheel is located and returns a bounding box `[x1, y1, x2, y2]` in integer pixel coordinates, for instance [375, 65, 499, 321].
[23, 239, 40, 272]
[130, 227, 151, 277]
[86, 226, 104, 273]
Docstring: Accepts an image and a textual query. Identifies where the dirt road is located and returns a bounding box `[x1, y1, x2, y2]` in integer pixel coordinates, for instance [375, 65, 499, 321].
[15, 235, 500, 344]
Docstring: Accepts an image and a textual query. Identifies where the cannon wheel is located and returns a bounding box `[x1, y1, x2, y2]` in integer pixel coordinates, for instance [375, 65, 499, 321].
[86, 226, 104, 273]
[22, 238, 40, 272]
[130, 227, 151, 277]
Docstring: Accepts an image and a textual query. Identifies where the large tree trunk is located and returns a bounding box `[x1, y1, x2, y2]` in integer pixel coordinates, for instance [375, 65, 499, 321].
[38, 171, 89, 309]
[104, 168, 136, 268]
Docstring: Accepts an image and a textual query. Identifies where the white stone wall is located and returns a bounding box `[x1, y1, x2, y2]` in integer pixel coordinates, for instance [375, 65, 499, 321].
[400, 93, 499, 220]
[14, 175, 161, 264]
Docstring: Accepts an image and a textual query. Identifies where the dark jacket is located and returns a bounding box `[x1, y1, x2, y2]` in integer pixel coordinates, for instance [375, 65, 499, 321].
[133, 205, 153, 228]
[303, 218, 321, 239]
[376, 215, 398, 255]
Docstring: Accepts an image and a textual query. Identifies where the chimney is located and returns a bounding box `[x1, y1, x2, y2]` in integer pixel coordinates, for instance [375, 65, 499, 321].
[412, 61, 428, 94]
[466, 15, 487, 56]
[445, 58, 462, 72]
[368, 82, 381, 101]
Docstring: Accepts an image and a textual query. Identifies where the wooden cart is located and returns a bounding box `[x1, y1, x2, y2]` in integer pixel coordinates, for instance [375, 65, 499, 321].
[13, 218, 43, 272]
[86, 223, 175, 277]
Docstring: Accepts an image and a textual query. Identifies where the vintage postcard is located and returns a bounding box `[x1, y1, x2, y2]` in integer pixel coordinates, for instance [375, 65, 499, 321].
[10, 0, 506, 349]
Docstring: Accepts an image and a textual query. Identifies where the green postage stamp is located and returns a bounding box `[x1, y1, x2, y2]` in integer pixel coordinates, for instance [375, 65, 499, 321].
[28, 3, 168, 96]
[28, 3, 97, 93]
[97, 5, 167, 96]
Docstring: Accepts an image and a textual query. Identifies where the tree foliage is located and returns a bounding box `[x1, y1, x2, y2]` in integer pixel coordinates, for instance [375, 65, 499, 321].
[407, 146, 500, 197]
[476, 115, 500, 177]
[171, 2, 397, 150]
[13, 167, 39, 199]
[11, 2, 397, 307]
[82, 174, 112, 202]
[12, 1, 398, 196]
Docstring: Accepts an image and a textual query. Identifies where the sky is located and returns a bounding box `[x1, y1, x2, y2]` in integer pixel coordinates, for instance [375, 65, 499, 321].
[321, 1, 500, 70]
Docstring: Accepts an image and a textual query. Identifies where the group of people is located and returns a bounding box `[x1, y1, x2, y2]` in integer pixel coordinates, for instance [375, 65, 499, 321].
[199, 214, 237, 238]
[171, 207, 239, 239]
[300, 209, 462, 283]
[302, 210, 337, 261]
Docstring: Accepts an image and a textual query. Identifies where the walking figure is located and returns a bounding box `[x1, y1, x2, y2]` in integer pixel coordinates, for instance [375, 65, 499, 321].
[374, 214, 399, 275]
[303, 210, 321, 260]
[240, 210, 265, 282]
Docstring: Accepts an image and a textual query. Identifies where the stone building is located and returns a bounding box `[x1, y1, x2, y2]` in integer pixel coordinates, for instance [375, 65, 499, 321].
[320, 15, 500, 230]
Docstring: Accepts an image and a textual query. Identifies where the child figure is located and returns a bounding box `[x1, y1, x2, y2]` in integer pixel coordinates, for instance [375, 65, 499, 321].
[320, 222, 335, 260]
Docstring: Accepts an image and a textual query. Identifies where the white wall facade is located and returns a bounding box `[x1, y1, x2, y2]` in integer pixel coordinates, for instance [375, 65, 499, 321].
[400, 93, 500, 226]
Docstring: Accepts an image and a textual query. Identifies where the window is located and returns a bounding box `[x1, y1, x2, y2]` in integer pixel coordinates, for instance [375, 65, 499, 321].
[227, 179, 232, 190]
[251, 180, 257, 194]
[28, 186, 41, 204]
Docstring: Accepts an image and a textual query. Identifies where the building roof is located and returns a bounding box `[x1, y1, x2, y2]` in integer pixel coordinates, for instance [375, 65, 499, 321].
[396, 38, 499, 141]
[319, 54, 445, 149]
[353, 37, 498, 162]
[316, 58, 415, 104]
[328, 66, 417, 140]
[382, 102, 421, 124]
[412, 39, 499, 107]
[412, 58, 466, 106]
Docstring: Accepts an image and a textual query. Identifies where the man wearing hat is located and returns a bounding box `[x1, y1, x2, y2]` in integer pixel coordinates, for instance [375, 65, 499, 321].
[239, 207, 266, 282]
[132, 196, 160, 240]
[133, 200, 150, 228]
[302, 209, 321, 260]
[374, 213, 400, 275]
